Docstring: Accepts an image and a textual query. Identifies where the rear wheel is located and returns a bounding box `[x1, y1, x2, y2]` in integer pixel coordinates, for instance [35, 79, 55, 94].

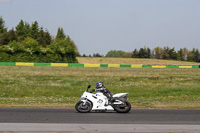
[113, 101, 131, 113]
[75, 101, 93, 113]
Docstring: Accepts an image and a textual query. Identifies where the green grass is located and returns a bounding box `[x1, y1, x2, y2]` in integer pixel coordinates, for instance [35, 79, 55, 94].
[0, 66, 200, 109]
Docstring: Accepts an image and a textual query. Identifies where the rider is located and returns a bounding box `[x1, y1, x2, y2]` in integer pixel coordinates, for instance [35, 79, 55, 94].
[91, 82, 115, 102]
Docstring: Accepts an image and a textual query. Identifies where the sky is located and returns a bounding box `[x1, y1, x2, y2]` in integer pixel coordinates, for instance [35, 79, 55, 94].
[0, 0, 200, 55]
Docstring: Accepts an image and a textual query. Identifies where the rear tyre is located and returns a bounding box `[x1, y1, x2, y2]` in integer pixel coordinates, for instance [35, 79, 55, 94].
[75, 101, 93, 113]
[113, 101, 131, 113]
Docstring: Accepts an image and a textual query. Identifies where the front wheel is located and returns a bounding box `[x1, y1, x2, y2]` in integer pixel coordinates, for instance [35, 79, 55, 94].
[75, 101, 93, 113]
[113, 101, 131, 113]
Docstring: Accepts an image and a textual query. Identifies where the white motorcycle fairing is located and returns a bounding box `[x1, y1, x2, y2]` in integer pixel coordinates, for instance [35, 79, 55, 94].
[80, 92, 113, 111]
[113, 93, 129, 98]
[80, 91, 128, 111]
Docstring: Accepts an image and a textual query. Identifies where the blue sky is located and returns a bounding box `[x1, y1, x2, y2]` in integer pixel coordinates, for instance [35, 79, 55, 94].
[0, 0, 200, 55]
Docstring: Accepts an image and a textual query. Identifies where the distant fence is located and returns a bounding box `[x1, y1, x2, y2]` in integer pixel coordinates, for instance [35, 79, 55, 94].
[0, 62, 199, 68]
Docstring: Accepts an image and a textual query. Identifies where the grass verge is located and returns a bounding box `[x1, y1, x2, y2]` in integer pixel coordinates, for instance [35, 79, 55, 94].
[77, 57, 199, 65]
[0, 66, 200, 109]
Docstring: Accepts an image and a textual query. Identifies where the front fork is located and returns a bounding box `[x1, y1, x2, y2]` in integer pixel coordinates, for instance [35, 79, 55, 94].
[81, 98, 87, 105]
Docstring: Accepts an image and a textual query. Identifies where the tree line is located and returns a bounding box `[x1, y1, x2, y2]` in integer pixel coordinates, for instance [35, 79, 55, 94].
[104, 47, 200, 62]
[0, 17, 79, 63]
[1, 16, 199, 63]
[82, 47, 200, 63]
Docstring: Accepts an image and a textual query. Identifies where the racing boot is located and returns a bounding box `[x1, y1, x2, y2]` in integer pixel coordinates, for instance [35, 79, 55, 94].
[108, 97, 116, 105]
[110, 97, 116, 103]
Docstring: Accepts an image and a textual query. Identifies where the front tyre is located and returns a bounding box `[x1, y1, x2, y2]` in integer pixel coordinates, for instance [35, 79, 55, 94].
[113, 101, 131, 113]
[75, 101, 93, 113]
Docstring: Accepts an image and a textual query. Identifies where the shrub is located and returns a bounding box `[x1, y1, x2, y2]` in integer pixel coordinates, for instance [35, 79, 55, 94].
[0, 40, 77, 63]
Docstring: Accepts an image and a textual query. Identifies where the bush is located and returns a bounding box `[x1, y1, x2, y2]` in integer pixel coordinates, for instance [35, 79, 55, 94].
[0, 40, 77, 63]
[0, 52, 11, 62]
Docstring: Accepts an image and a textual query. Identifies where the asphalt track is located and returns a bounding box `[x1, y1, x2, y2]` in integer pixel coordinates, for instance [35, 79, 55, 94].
[0, 108, 200, 132]
[0, 108, 199, 124]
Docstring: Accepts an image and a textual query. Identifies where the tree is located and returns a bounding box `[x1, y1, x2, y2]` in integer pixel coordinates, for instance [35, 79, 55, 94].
[177, 52, 181, 61]
[163, 47, 170, 59]
[38, 27, 46, 47]
[178, 48, 183, 61]
[82, 54, 87, 57]
[168, 47, 177, 60]
[0, 18, 78, 63]
[182, 48, 188, 61]
[30, 21, 39, 40]
[138, 47, 150, 58]
[51, 36, 77, 62]
[56, 27, 66, 40]
[122, 52, 132, 58]
[0, 17, 7, 45]
[147, 47, 151, 58]
[15, 20, 25, 40]
[0, 28, 17, 45]
[93, 53, 102, 57]
[187, 50, 194, 62]
[15, 20, 31, 41]
[24, 22, 31, 37]
[132, 49, 139, 58]
[0, 16, 7, 34]
[194, 49, 200, 62]
[106, 50, 126, 57]
[38, 28, 52, 47]
[138, 48, 144, 58]
[7, 28, 17, 42]
[0, 33, 9, 45]
[44, 30, 51, 46]
[154, 47, 163, 59]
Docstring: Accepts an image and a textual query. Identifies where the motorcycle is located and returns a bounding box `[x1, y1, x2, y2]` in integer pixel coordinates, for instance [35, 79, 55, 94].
[75, 85, 131, 113]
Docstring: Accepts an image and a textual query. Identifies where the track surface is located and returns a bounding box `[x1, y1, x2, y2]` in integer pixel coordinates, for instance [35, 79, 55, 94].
[0, 108, 199, 124]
